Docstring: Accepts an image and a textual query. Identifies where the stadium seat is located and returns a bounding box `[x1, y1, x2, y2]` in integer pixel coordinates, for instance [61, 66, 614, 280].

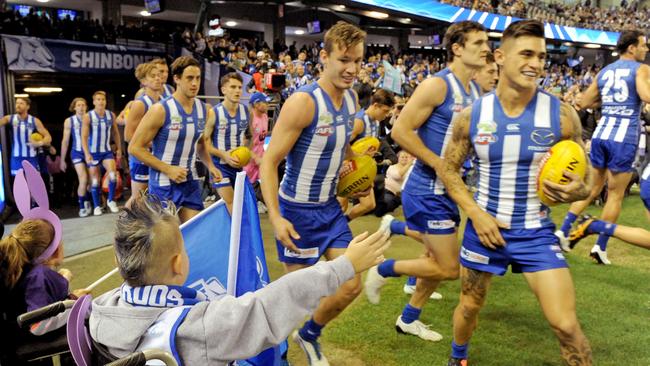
[0, 299, 75, 365]
[67, 295, 178, 366]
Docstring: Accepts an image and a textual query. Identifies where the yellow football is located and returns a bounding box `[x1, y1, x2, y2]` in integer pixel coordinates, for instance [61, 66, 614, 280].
[537, 140, 587, 206]
[230, 146, 251, 166]
[351, 136, 380, 156]
[30, 132, 43, 142]
[337, 154, 377, 197]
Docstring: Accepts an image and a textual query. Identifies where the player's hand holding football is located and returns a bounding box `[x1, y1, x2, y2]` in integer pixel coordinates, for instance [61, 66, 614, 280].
[166, 165, 188, 183]
[225, 151, 242, 168]
[542, 170, 589, 203]
[469, 208, 508, 250]
[344, 230, 391, 273]
[270, 215, 301, 253]
[348, 186, 372, 199]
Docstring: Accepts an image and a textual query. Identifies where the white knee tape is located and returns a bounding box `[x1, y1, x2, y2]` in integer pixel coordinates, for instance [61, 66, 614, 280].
[92, 178, 99, 187]
[109, 171, 116, 181]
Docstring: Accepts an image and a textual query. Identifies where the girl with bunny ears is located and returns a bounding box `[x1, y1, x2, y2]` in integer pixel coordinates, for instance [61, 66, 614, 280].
[0, 161, 88, 336]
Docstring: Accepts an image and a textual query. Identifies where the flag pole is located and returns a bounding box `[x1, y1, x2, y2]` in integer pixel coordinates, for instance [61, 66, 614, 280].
[226, 172, 246, 296]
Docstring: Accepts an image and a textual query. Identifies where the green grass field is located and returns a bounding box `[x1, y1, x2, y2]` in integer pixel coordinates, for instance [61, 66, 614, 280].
[65, 190, 650, 366]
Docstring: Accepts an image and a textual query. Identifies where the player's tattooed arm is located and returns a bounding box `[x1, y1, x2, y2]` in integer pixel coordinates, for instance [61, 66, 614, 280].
[440, 107, 473, 202]
[544, 102, 590, 202]
[441, 107, 507, 248]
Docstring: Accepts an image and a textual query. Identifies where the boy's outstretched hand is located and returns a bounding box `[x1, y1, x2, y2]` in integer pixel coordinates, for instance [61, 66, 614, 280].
[344, 230, 391, 273]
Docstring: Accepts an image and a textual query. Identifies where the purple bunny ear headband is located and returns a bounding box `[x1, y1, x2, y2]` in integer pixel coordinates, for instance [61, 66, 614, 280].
[13, 160, 62, 263]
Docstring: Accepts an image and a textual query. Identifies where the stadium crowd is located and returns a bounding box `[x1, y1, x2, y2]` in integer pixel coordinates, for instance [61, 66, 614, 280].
[441, 0, 648, 33]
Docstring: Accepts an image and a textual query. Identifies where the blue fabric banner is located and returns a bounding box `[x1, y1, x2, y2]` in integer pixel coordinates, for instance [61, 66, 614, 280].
[181, 173, 282, 365]
[2, 35, 164, 73]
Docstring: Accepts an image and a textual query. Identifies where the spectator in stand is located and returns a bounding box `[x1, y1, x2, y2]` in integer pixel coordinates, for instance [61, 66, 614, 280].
[374, 150, 414, 217]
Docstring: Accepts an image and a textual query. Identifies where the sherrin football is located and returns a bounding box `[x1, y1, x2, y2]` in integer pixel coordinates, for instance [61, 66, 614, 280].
[30, 132, 44, 142]
[537, 140, 587, 207]
[337, 154, 377, 197]
[351, 136, 380, 156]
[230, 146, 251, 166]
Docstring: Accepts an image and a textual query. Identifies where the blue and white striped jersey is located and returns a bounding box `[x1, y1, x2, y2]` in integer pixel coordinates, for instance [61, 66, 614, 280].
[212, 103, 249, 164]
[354, 109, 379, 139]
[69, 115, 84, 153]
[11, 114, 37, 158]
[280, 83, 357, 203]
[593, 59, 642, 144]
[470, 90, 562, 230]
[150, 97, 207, 187]
[88, 109, 114, 154]
[162, 84, 174, 99]
[403, 68, 480, 195]
[137, 94, 156, 113]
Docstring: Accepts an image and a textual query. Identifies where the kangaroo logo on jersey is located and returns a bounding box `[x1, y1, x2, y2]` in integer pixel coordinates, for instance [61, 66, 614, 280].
[197, 118, 205, 132]
[531, 129, 555, 146]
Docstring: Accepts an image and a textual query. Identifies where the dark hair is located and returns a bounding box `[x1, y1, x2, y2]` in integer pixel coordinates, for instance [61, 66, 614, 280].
[485, 52, 495, 64]
[220, 72, 243, 87]
[617, 30, 645, 53]
[371, 89, 395, 107]
[502, 20, 544, 43]
[170, 56, 200, 78]
[443, 21, 486, 62]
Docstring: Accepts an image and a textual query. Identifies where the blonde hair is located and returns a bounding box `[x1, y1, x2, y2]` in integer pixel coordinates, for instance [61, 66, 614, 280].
[150, 58, 167, 66]
[0, 220, 54, 288]
[135, 62, 159, 82]
[324, 21, 366, 54]
[93, 90, 106, 99]
[68, 97, 87, 113]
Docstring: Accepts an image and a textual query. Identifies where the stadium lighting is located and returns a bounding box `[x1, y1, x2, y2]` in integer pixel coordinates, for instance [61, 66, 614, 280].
[612, 51, 619, 56]
[14, 93, 29, 98]
[584, 43, 601, 49]
[337, 5, 346, 10]
[563, 42, 573, 46]
[36, 0, 50, 3]
[367, 11, 389, 19]
[140, 10, 151, 16]
[225, 21, 237, 27]
[295, 29, 305, 35]
[487, 32, 502, 38]
[403, 18, 411, 23]
[24, 87, 62, 93]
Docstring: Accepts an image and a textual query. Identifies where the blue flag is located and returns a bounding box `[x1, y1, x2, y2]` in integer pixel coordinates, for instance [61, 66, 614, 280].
[182, 172, 283, 365]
